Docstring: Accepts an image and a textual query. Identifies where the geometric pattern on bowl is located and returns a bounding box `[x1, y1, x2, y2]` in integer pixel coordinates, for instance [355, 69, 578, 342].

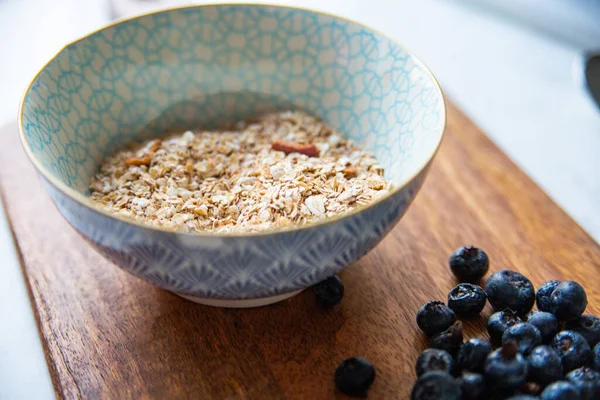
[21, 5, 445, 303]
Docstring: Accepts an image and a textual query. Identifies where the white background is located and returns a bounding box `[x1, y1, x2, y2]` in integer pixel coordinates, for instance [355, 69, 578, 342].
[0, 0, 598, 398]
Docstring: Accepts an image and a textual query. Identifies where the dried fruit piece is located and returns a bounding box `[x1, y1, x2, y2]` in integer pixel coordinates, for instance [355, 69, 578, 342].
[271, 139, 319, 157]
[125, 156, 151, 166]
[148, 139, 162, 153]
[342, 166, 357, 178]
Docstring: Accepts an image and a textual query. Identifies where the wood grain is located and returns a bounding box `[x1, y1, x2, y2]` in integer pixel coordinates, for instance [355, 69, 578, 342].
[1, 101, 599, 399]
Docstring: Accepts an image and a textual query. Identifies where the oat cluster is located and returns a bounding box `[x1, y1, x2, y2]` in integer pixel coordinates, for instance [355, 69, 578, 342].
[89, 111, 391, 233]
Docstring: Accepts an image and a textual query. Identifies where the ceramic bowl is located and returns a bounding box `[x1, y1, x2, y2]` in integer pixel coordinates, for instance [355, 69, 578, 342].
[19, 4, 445, 307]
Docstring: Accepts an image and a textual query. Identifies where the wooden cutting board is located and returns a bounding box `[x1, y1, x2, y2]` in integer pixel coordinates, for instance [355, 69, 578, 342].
[1, 101, 599, 399]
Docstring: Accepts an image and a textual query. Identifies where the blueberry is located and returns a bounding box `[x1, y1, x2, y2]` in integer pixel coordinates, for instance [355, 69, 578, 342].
[566, 315, 600, 347]
[540, 381, 580, 400]
[430, 321, 464, 357]
[551, 331, 592, 372]
[411, 371, 462, 400]
[488, 389, 521, 400]
[416, 301, 457, 336]
[526, 311, 560, 344]
[449, 246, 489, 283]
[313, 275, 344, 307]
[505, 396, 538, 400]
[527, 345, 563, 386]
[503, 323, 542, 355]
[459, 373, 485, 400]
[334, 357, 375, 397]
[566, 367, 600, 400]
[488, 309, 524, 345]
[457, 338, 493, 373]
[593, 343, 600, 371]
[447, 283, 487, 317]
[549, 281, 587, 321]
[484, 340, 529, 389]
[537, 280, 561, 313]
[486, 270, 535, 315]
[415, 349, 454, 377]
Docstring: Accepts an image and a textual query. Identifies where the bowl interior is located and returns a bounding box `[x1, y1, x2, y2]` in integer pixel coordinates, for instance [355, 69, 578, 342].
[21, 5, 444, 196]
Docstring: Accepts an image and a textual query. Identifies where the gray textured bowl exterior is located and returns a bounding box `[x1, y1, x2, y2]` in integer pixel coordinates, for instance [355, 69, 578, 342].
[44, 167, 428, 299]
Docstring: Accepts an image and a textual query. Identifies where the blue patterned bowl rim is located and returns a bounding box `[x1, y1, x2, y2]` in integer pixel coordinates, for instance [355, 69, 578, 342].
[17, 2, 446, 238]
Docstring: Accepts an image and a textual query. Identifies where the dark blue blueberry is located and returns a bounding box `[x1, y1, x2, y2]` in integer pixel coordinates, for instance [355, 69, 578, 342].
[526, 311, 560, 344]
[449, 246, 489, 283]
[503, 323, 542, 355]
[486, 270, 535, 315]
[457, 338, 493, 373]
[566, 367, 600, 400]
[430, 321, 464, 357]
[313, 275, 344, 307]
[334, 357, 375, 397]
[537, 280, 561, 313]
[551, 331, 592, 373]
[505, 395, 538, 400]
[415, 349, 454, 377]
[593, 343, 600, 371]
[488, 309, 524, 345]
[541, 381, 580, 400]
[411, 371, 462, 400]
[549, 281, 587, 321]
[484, 341, 529, 390]
[447, 283, 487, 317]
[527, 345, 563, 386]
[566, 315, 600, 347]
[459, 373, 485, 400]
[488, 389, 522, 400]
[416, 301, 456, 336]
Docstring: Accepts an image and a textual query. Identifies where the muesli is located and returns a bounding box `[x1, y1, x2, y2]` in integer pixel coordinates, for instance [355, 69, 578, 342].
[89, 111, 391, 233]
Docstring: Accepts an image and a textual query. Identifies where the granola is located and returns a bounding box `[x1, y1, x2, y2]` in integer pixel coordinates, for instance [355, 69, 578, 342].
[89, 111, 391, 233]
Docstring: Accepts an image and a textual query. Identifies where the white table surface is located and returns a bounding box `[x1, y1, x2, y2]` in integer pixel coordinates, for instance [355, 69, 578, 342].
[0, 0, 599, 398]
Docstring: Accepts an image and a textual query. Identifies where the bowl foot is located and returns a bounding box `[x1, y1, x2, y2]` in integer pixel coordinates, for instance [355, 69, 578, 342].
[174, 289, 303, 308]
